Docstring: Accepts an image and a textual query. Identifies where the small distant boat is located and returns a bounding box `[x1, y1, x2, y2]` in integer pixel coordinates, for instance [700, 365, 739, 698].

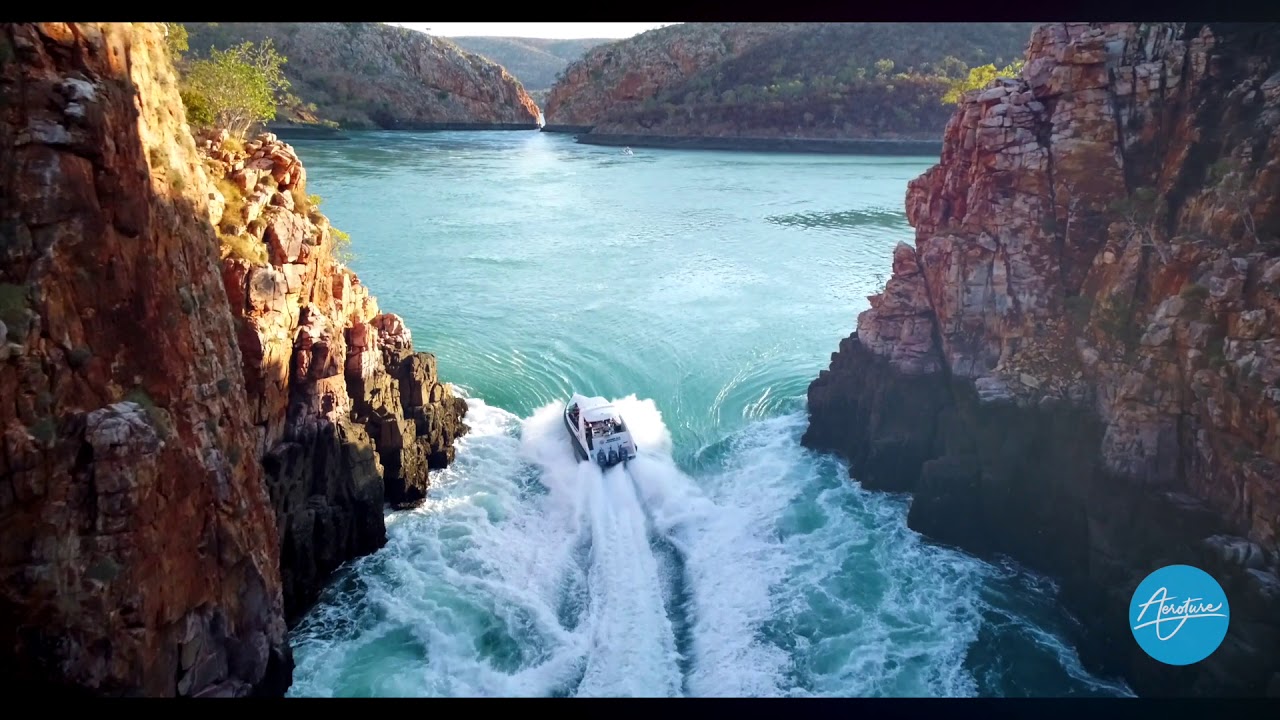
[621, 146, 634, 155]
[564, 393, 638, 468]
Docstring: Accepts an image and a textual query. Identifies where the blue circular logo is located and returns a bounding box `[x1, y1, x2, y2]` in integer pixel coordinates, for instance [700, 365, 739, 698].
[1129, 564, 1230, 666]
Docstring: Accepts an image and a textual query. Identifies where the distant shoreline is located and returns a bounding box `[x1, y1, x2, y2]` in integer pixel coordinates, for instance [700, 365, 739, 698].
[541, 124, 596, 134]
[269, 121, 542, 141]
[274, 123, 945, 156]
[571, 132, 943, 156]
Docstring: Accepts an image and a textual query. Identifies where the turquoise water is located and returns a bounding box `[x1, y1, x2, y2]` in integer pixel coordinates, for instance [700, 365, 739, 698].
[283, 130, 1133, 697]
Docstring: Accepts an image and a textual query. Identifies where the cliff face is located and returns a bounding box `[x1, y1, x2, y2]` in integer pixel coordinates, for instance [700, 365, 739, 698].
[201, 130, 469, 622]
[543, 23, 791, 128]
[544, 23, 1035, 140]
[183, 23, 541, 130]
[0, 23, 289, 696]
[0, 21, 470, 695]
[803, 22, 1280, 696]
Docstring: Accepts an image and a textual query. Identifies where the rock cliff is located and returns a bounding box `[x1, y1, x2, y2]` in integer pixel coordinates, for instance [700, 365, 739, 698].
[0, 21, 469, 695]
[0, 22, 289, 697]
[182, 23, 541, 130]
[544, 23, 1034, 142]
[543, 23, 793, 129]
[202, 130, 469, 622]
[803, 22, 1280, 696]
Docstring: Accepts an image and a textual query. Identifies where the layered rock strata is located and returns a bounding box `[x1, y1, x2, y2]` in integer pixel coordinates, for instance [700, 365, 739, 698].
[804, 22, 1280, 697]
[201, 131, 469, 623]
[0, 21, 469, 695]
[0, 22, 289, 697]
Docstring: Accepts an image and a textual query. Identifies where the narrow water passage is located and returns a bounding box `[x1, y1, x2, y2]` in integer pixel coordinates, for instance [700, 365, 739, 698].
[284, 131, 1133, 698]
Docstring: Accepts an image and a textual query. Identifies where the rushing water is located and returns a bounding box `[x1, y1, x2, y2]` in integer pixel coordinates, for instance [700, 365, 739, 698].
[282, 130, 1133, 698]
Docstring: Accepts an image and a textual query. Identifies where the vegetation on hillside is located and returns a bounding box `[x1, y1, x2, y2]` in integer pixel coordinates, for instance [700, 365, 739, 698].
[159, 24, 356, 267]
[553, 22, 1036, 139]
[180, 22, 539, 130]
[449, 36, 611, 91]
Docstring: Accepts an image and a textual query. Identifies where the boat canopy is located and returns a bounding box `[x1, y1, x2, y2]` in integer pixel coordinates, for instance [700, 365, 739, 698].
[571, 394, 620, 422]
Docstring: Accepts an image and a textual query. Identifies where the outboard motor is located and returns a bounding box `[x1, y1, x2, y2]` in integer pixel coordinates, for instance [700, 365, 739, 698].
[608, 448, 619, 466]
[597, 450, 608, 467]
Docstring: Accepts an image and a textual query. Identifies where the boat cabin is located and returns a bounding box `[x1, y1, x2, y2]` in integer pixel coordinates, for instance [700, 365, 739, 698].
[566, 395, 627, 442]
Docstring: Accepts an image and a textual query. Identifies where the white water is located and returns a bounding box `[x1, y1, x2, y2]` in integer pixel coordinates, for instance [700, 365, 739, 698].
[287, 392, 1131, 697]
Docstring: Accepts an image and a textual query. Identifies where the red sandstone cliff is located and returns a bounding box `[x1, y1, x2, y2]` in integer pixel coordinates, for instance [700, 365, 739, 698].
[543, 23, 791, 128]
[543, 23, 1035, 141]
[0, 21, 469, 695]
[803, 22, 1280, 697]
[183, 23, 541, 130]
[0, 22, 289, 696]
[201, 129, 468, 622]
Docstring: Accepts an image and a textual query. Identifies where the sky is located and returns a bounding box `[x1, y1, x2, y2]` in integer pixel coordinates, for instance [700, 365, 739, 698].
[390, 23, 677, 40]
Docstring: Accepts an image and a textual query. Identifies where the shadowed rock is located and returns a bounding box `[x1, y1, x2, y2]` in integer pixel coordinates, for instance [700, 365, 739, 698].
[0, 22, 289, 697]
[804, 22, 1280, 697]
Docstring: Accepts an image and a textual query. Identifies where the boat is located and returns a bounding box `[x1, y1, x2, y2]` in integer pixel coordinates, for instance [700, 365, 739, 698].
[563, 393, 638, 468]
[621, 146, 634, 155]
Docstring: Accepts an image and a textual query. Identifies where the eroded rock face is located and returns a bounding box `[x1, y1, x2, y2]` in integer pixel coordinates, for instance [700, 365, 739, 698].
[183, 22, 541, 130]
[0, 23, 289, 696]
[201, 131, 469, 623]
[804, 22, 1280, 696]
[543, 23, 788, 127]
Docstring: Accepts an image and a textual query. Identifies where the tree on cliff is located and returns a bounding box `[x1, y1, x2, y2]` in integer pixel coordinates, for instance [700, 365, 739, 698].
[174, 36, 292, 139]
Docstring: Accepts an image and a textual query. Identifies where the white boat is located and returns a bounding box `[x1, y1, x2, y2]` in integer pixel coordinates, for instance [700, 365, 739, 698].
[563, 393, 638, 468]
[621, 146, 634, 155]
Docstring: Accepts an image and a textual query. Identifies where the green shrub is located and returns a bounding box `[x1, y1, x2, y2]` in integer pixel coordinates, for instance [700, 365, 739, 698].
[178, 38, 290, 139]
[942, 60, 1025, 104]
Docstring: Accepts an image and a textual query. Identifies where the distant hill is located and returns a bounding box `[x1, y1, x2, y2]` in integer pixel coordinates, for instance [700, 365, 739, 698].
[449, 36, 613, 91]
[182, 22, 541, 130]
[545, 22, 1036, 141]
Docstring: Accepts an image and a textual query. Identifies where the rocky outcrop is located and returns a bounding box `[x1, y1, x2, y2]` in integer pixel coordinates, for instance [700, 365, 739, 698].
[200, 131, 468, 623]
[803, 22, 1280, 697]
[182, 23, 541, 130]
[0, 23, 289, 696]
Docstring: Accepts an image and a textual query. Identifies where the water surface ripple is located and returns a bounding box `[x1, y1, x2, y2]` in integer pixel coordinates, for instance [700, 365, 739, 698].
[284, 131, 1132, 698]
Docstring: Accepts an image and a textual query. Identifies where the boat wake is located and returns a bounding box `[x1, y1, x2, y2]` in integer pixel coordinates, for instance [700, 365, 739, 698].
[517, 395, 786, 696]
[286, 393, 1131, 698]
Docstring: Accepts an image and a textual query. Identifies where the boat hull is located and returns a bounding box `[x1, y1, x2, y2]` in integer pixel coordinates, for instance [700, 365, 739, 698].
[564, 409, 590, 462]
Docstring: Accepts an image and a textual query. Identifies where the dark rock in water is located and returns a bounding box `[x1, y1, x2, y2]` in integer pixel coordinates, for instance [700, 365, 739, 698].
[347, 348, 469, 510]
[263, 418, 386, 625]
[801, 334, 950, 494]
[804, 21, 1280, 698]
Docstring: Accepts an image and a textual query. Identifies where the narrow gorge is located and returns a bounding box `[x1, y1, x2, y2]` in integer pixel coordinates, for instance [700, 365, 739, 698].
[803, 22, 1280, 697]
[0, 22, 467, 696]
